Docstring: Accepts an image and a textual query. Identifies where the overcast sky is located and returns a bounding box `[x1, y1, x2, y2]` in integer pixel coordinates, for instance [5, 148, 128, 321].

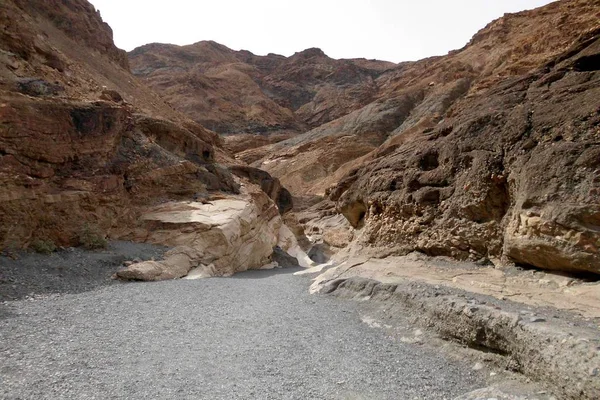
[89, 0, 555, 63]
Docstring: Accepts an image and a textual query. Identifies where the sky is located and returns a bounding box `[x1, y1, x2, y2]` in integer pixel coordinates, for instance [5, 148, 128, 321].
[89, 0, 555, 63]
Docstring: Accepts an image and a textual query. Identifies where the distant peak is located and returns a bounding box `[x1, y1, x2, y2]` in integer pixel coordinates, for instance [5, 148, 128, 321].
[293, 47, 327, 59]
[128, 42, 175, 56]
[191, 40, 234, 52]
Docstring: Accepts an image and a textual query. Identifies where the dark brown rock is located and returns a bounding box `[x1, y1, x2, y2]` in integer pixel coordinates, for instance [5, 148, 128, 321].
[333, 27, 600, 274]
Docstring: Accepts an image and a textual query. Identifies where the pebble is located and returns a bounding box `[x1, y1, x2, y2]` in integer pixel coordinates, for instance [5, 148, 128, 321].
[529, 317, 546, 323]
[472, 362, 484, 371]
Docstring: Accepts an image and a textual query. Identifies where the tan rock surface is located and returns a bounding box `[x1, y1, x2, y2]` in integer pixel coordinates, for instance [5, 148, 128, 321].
[116, 187, 312, 280]
[309, 253, 600, 319]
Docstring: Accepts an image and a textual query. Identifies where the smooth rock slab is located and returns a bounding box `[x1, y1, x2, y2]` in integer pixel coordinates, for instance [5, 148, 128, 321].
[117, 189, 311, 280]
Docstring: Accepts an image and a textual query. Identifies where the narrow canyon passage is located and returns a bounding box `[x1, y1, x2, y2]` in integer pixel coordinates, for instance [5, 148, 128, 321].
[1, 268, 484, 399]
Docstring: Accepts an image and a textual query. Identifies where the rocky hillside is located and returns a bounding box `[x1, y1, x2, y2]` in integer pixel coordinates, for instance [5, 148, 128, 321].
[130, 0, 600, 276]
[248, 0, 600, 195]
[129, 42, 395, 138]
[0, 0, 243, 249]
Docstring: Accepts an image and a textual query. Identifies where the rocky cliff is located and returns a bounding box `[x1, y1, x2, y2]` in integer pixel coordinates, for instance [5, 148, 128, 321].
[130, 0, 600, 276]
[328, 2, 600, 275]
[0, 0, 241, 250]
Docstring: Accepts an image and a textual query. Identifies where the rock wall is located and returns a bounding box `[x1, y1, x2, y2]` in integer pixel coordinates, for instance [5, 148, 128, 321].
[229, 165, 293, 214]
[0, 0, 238, 250]
[125, 0, 600, 276]
[237, 1, 599, 275]
[0, 93, 236, 248]
[333, 29, 600, 274]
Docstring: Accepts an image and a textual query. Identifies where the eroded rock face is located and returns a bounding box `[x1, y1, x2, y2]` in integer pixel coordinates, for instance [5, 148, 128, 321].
[0, 94, 237, 247]
[333, 28, 600, 274]
[228, 165, 292, 214]
[124, 2, 600, 277]
[0, 0, 240, 249]
[0, 0, 309, 280]
[234, 0, 599, 275]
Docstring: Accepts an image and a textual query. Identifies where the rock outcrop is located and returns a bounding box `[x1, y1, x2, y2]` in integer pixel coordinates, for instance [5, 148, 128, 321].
[116, 188, 296, 280]
[331, 25, 600, 274]
[228, 165, 293, 214]
[257, 0, 599, 275]
[0, 0, 313, 277]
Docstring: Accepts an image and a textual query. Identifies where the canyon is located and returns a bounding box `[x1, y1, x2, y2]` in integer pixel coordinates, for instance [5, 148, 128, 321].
[1, 0, 600, 399]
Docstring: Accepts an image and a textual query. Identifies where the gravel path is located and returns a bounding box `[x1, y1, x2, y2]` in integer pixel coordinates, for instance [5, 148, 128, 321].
[0, 242, 168, 302]
[1, 256, 485, 399]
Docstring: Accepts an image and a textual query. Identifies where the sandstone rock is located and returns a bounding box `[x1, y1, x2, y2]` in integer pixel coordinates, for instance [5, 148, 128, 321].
[0, 94, 234, 248]
[453, 384, 552, 400]
[116, 247, 200, 281]
[116, 188, 311, 280]
[276, 223, 315, 269]
[125, 1, 600, 277]
[309, 253, 600, 319]
[229, 165, 292, 214]
[222, 133, 295, 155]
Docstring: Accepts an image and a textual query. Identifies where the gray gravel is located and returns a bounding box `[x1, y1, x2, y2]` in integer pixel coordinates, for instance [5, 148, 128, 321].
[0, 241, 168, 302]
[1, 259, 485, 399]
